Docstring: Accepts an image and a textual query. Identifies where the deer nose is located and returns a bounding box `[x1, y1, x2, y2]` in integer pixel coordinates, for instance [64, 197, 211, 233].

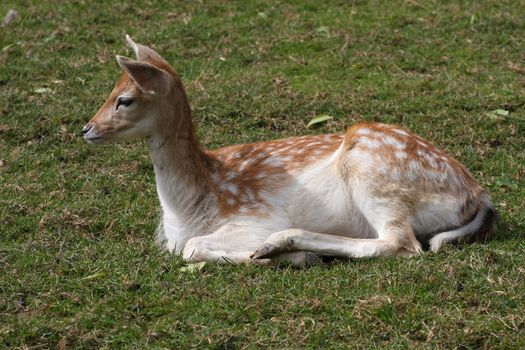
[82, 123, 93, 135]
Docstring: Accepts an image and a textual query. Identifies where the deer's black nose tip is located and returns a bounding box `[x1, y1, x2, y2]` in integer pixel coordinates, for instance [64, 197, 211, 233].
[82, 123, 93, 135]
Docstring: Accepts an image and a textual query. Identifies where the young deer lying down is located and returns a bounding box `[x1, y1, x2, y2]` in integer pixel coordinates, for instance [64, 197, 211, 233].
[83, 36, 496, 265]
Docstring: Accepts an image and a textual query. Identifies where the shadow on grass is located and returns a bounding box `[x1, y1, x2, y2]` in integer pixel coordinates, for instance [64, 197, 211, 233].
[491, 214, 523, 242]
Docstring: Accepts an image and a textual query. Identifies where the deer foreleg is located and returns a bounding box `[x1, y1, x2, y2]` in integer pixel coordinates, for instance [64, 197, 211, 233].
[182, 230, 320, 265]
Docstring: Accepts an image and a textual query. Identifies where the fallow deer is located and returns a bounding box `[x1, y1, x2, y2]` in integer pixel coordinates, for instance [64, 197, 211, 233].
[82, 36, 496, 265]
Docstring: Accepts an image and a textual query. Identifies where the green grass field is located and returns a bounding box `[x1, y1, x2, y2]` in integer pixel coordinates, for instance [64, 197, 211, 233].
[1, 0, 524, 348]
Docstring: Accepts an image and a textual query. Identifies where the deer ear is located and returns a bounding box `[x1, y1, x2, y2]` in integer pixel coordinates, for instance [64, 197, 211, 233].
[125, 34, 168, 64]
[116, 55, 173, 96]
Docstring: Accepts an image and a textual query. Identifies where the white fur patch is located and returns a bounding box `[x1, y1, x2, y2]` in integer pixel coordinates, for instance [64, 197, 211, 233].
[357, 128, 372, 135]
[395, 151, 407, 159]
[393, 129, 409, 136]
[226, 182, 239, 195]
[360, 137, 382, 149]
[383, 135, 405, 149]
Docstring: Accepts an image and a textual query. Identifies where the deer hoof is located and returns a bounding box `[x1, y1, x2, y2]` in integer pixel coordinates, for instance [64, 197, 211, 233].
[251, 244, 279, 260]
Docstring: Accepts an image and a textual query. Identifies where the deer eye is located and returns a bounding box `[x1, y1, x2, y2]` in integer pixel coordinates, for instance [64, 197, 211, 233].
[116, 96, 133, 109]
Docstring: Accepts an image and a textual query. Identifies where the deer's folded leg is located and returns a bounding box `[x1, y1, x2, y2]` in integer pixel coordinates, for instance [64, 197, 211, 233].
[252, 227, 422, 260]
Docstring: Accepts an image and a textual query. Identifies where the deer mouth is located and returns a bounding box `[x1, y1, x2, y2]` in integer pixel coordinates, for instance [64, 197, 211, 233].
[82, 124, 109, 144]
[84, 135, 105, 144]
[83, 129, 107, 144]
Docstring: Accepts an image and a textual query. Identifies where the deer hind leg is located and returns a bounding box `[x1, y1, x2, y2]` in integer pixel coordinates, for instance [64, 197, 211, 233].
[251, 225, 422, 260]
[251, 189, 424, 260]
[252, 195, 423, 260]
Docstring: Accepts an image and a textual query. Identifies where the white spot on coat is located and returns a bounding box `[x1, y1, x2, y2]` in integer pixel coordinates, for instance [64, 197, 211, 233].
[360, 137, 382, 149]
[393, 129, 409, 136]
[395, 151, 407, 159]
[226, 183, 239, 195]
[357, 128, 372, 135]
[383, 135, 405, 149]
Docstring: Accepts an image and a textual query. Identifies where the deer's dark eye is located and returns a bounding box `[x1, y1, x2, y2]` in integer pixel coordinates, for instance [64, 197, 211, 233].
[116, 96, 133, 109]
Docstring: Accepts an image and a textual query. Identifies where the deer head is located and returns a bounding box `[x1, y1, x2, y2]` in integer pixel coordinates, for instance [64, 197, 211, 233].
[82, 35, 179, 144]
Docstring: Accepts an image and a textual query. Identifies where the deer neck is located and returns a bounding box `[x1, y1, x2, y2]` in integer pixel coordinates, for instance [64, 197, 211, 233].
[147, 84, 213, 227]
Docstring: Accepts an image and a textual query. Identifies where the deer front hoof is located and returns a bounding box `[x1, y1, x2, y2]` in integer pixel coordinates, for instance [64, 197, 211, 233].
[251, 244, 280, 260]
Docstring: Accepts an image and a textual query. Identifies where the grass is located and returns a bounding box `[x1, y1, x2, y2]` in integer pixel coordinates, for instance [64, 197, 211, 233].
[1, 0, 524, 348]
